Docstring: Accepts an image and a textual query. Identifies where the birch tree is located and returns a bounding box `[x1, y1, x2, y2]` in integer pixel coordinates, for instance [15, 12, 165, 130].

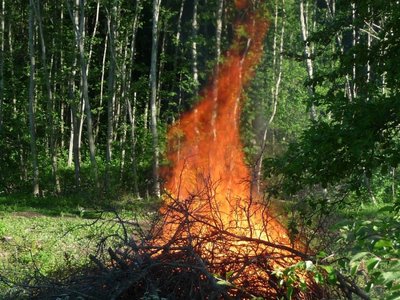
[254, 0, 286, 192]
[28, 0, 40, 196]
[211, 0, 223, 140]
[105, 0, 117, 190]
[299, 0, 316, 120]
[0, 0, 4, 136]
[69, 0, 98, 186]
[33, 0, 61, 193]
[121, 0, 142, 195]
[150, 0, 162, 197]
[191, 0, 199, 94]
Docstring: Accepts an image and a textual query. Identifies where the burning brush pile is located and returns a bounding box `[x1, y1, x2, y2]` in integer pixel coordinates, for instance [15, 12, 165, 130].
[117, 2, 322, 299]
[112, 2, 324, 299]
[28, 2, 325, 300]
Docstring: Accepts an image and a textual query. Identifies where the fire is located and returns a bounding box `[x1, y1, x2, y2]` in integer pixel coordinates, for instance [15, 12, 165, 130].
[152, 3, 313, 298]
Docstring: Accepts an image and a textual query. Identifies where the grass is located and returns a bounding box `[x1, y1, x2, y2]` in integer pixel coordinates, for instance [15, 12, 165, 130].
[0, 193, 153, 298]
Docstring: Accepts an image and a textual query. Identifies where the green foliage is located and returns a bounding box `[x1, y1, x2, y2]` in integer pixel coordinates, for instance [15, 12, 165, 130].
[267, 0, 400, 194]
[241, 0, 310, 165]
[261, 1, 400, 298]
[330, 203, 400, 299]
[0, 0, 233, 197]
[0, 193, 147, 297]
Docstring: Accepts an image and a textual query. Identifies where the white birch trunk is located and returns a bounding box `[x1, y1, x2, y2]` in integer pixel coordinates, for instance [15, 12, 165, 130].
[211, 0, 223, 140]
[28, 0, 40, 196]
[254, 0, 285, 192]
[299, 0, 316, 120]
[34, 0, 61, 193]
[106, 2, 117, 189]
[0, 0, 4, 135]
[149, 0, 162, 197]
[95, 33, 108, 142]
[78, 0, 98, 183]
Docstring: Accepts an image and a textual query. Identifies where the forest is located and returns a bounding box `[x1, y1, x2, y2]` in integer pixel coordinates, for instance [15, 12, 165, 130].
[0, 0, 399, 299]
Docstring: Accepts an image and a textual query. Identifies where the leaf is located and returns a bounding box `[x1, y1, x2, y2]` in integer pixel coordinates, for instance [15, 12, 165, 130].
[365, 282, 374, 292]
[387, 291, 400, 300]
[380, 205, 394, 218]
[382, 271, 400, 284]
[216, 279, 232, 287]
[366, 257, 381, 271]
[374, 239, 393, 250]
[305, 260, 314, 271]
[327, 272, 337, 284]
[350, 264, 358, 277]
[287, 286, 294, 299]
[316, 251, 327, 259]
[314, 272, 323, 284]
[350, 252, 369, 264]
[225, 270, 235, 279]
[320, 265, 334, 274]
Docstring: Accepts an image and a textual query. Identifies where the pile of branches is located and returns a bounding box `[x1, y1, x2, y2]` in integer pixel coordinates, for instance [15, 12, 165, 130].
[9, 185, 370, 299]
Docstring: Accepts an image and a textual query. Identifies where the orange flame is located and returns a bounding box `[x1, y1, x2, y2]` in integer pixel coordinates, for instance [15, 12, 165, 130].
[156, 3, 307, 298]
[164, 9, 267, 210]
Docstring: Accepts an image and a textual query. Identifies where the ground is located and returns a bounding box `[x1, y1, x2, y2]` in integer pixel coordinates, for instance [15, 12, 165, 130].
[0, 194, 143, 297]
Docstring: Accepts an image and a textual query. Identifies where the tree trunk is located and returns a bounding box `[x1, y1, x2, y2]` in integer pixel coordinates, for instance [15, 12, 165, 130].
[95, 33, 108, 142]
[119, 28, 133, 183]
[68, 50, 81, 187]
[392, 168, 396, 201]
[324, 0, 353, 101]
[149, 0, 162, 197]
[299, 0, 316, 120]
[7, 22, 16, 116]
[172, 0, 185, 72]
[189, 0, 200, 147]
[105, 2, 117, 190]
[87, 0, 100, 77]
[255, 0, 285, 193]
[76, 0, 98, 185]
[125, 1, 142, 197]
[156, 21, 167, 118]
[28, 0, 40, 196]
[34, 0, 61, 193]
[351, 2, 357, 100]
[127, 94, 139, 197]
[8, 18, 27, 180]
[191, 0, 199, 93]
[89, 0, 102, 144]
[172, 0, 185, 118]
[67, 0, 98, 187]
[119, 103, 127, 182]
[59, 3, 65, 150]
[211, 0, 223, 140]
[0, 0, 4, 136]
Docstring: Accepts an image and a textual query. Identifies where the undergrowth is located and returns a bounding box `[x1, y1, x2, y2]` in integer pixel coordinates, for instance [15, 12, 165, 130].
[0, 193, 151, 298]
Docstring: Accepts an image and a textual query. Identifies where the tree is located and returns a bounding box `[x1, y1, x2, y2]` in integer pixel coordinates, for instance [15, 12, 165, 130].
[105, 0, 117, 191]
[0, 0, 4, 137]
[299, 0, 316, 120]
[33, 0, 61, 193]
[269, 0, 400, 194]
[72, 0, 98, 187]
[253, 0, 286, 193]
[211, 0, 223, 141]
[150, 0, 162, 197]
[28, 0, 40, 196]
[0, 0, 269, 196]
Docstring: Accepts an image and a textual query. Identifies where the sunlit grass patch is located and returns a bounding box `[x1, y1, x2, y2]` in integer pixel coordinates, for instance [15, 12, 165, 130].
[0, 195, 147, 298]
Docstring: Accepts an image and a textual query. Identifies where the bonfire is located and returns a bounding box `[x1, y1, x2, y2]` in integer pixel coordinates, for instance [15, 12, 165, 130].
[140, 1, 321, 298]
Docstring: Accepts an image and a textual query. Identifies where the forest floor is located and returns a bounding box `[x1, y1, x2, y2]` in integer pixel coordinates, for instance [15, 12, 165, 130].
[0, 194, 153, 297]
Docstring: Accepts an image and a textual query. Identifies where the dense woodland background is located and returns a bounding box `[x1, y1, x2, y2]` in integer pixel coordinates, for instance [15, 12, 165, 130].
[0, 0, 399, 298]
[0, 0, 306, 197]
